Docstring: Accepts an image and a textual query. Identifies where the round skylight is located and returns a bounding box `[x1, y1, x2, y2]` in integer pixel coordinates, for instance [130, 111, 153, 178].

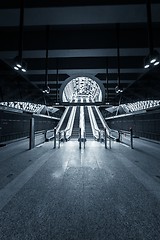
[62, 76, 103, 103]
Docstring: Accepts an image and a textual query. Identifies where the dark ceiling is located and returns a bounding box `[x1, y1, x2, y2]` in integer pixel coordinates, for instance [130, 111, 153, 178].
[0, 0, 160, 106]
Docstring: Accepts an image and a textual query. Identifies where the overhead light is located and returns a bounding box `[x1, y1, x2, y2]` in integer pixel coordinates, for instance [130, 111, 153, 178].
[144, 0, 160, 70]
[16, 63, 22, 68]
[154, 60, 160, 66]
[13, 1, 27, 73]
[150, 49, 160, 64]
[144, 55, 150, 69]
[14, 66, 19, 71]
[21, 68, 26, 72]
[21, 61, 27, 72]
[46, 86, 50, 94]
[14, 57, 27, 73]
[42, 85, 50, 94]
[144, 51, 160, 69]
[150, 59, 156, 64]
[115, 85, 123, 94]
[144, 63, 150, 69]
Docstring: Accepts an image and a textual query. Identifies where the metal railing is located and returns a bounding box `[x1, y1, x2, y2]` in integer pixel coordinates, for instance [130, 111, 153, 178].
[88, 106, 100, 140]
[64, 106, 77, 140]
[104, 128, 112, 149]
[78, 128, 86, 149]
[45, 129, 54, 141]
[56, 107, 70, 134]
[118, 128, 133, 149]
[95, 106, 120, 141]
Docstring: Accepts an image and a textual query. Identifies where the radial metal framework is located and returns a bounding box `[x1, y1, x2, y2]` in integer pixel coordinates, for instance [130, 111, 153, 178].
[62, 76, 103, 103]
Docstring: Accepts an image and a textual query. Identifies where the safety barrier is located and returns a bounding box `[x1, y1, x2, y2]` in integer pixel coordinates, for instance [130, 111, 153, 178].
[53, 128, 68, 149]
[35, 130, 46, 146]
[45, 129, 54, 141]
[118, 128, 133, 149]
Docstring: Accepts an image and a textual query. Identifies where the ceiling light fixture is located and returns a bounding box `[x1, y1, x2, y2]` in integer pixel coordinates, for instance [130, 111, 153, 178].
[115, 24, 123, 94]
[115, 86, 123, 94]
[14, 56, 27, 72]
[42, 25, 50, 94]
[42, 85, 50, 94]
[150, 49, 160, 64]
[56, 60, 59, 103]
[144, 0, 160, 69]
[105, 57, 109, 101]
[144, 55, 150, 69]
[13, 0, 27, 73]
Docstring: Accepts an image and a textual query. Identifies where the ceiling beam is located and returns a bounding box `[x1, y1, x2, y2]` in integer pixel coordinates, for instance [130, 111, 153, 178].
[27, 68, 144, 75]
[0, 5, 160, 27]
[1, 48, 157, 59]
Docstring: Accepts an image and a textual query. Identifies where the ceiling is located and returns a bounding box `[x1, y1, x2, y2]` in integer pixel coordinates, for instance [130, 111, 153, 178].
[0, 0, 160, 106]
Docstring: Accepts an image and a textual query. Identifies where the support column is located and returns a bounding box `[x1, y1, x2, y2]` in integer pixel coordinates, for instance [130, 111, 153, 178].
[29, 117, 35, 150]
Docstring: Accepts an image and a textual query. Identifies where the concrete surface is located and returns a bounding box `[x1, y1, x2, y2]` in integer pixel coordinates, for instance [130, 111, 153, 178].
[0, 138, 160, 240]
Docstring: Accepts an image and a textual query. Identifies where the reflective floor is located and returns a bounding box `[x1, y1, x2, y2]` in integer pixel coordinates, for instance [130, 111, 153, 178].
[0, 138, 160, 239]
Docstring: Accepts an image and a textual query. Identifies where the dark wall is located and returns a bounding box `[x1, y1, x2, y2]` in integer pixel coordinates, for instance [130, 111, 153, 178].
[0, 110, 59, 143]
[106, 110, 160, 141]
[34, 115, 57, 132]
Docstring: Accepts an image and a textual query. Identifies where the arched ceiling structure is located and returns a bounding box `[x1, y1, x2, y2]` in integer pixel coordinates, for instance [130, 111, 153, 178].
[60, 76, 104, 104]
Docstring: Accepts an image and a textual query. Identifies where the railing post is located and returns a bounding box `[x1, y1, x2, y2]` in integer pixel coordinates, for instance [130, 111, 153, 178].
[58, 131, 61, 148]
[130, 128, 133, 149]
[79, 128, 81, 149]
[118, 130, 121, 142]
[108, 130, 111, 149]
[98, 131, 100, 141]
[109, 136, 111, 149]
[53, 127, 56, 149]
[105, 128, 107, 149]
[64, 131, 66, 142]
[29, 117, 35, 149]
[84, 131, 86, 149]
[45, 130, 47, 141]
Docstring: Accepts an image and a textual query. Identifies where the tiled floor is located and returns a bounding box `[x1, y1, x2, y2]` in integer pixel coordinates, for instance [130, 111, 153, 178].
[0, 138, 160, 239]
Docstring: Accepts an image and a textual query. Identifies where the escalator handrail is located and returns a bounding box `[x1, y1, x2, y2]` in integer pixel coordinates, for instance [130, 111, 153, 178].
[95, 106, 119, 140]
[88, 106, 100, 140]
[64, 106, 77, 140]
[56, 107, 69, 134]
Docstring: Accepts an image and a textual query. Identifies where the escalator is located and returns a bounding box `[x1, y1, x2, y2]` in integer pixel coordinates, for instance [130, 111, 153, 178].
[71, 106, 80, 140]
[92, 106, 104, 130]
[60, 107, 72, 131]
[84, 106, 93, 139]
[60, 106, 103, 141]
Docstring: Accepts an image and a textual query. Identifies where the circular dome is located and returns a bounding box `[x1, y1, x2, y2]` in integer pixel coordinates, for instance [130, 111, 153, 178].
[60, 75, 105, 103]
